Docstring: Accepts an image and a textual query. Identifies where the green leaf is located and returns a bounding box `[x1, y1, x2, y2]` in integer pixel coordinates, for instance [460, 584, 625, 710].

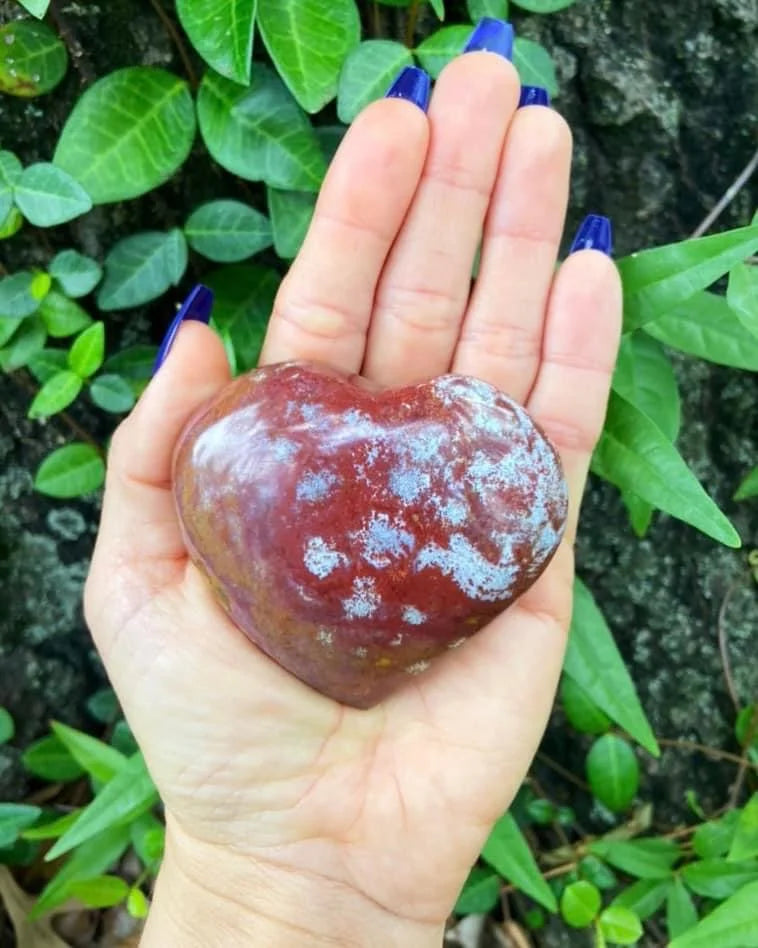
[0, 271, 39, 319]
[612, 878, 670, 920]
[18, 0, 51, 17]
[564, 578, 659, 755]
[102, 344, 156, 391]
[586, 734, 639, 813]
[513, 38, 558, 97]
[560, 674, 612, 735]
[481, 811, 557, 912]
[0, 150, 22, 222]
[185, 199, 272, 262]
[13, 162, 92, 226]
[38, 290, 92, 338]
[454, 865, 501, 915]
[205, 264, 280, 373]
[619, 224, 758, 332]
[526, 799, 556, 825]
[197, 66, 326, 191]
[110, 719, 138, 757]
[0, 315, 46, 371]
[176, 0, 256, 85]
[590, 838, 680, 880]
[735, 467, 758, 501]
[669, 879, 758, 948]
[27, 347, 68, 383]
[127, 886, 150, 918]
[30, 823, 131, 919]
[0, 19, 67, 97]
[48, 250, 103, 298]
[511, 0, 575, 10]
[728, 794, 758, 862]
[561, 880, 601, 928]
[428, 0, 445, 18]
[97, 229, 188, 310]
[46, 752, 158, 861]
[34, 443, 105, 498]
[598, 905, 643, 945]
[337, 40, 413, 124]
[726, 261, 758, 337]
[90, 374, 136, 413]
[0, 316, 22, 348]
[0, 708, 14, 744]
[257, 0, 361, 113]
[580, 856, 618, 891]
[0, 804, 41, 848]
[130, 812, 165, 871]
[0, 205, 24, 239]
[736, 705, 758, 762]
[591, 391, 741, 548]
[22, 734, 85, 781]
[86, 689, 120, 725]
[54, 67, 196, 203]
[67, 321, 105, 378]
[415, 26, 470, 79]
[682, 858, 758, 898]
[28, 369, 82, 418]
[667, 877, 698, 940]
[69, 874, 130, 909]
[51, 721, 126, 784]
[467, 0, 508, 19]
[645, 291, 758, 370]
[22, 809, 80, 841]
[267, 187, 316, 259]
[693, 811, 740, 860]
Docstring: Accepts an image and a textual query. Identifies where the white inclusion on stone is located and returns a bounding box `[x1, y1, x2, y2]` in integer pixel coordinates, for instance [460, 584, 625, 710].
[388, 466, 430, 503]
[405, 660, 431, 675]
[352, 646, 368, 658]
[300, 403, 323, 423]
[296, 469, 338, 502]
[270, 437, 298, 462]
[403, 425, 447, 464]
[432, 496, 469, 527]
[304, 536, 345, 578]
[416, 533, 517, 602]
[364, 442, 381, 466]
[343, 577, 381, 619]
[402, 606, 426, 626]
[433, 375, 497, 408]
[448, 638, 466, 649]
[317, 628, 334, 647]
[389, 633, 404, 647]
[353, 513, 415, 569]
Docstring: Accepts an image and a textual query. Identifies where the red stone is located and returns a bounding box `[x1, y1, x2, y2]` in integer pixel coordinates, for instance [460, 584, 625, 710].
[173, 362, 568, 708]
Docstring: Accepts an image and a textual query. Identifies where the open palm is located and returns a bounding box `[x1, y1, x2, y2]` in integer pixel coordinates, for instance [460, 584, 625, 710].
[85, 50, 621, 943]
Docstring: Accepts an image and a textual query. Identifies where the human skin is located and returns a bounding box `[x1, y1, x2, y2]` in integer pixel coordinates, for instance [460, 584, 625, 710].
[84, 47, 622, 947]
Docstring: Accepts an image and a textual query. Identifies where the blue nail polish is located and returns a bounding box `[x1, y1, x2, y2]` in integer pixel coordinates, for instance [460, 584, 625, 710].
[153, 284, 214, 375]
[385, 66, 431, 112]
[518, 85, 550, 108]
[464, 18, 514, 60]
[569, 214, 613, 256]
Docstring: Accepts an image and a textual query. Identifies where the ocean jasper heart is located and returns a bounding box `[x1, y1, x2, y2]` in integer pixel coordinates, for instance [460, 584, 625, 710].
[173, 361, 568, 708]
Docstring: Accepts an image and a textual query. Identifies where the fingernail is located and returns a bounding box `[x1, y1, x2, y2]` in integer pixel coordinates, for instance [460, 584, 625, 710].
[518, 85, 550, 108]
[569, 214, 613, 256]
[463, 18, 514, 60]
[153, 284, 214, 375]
[385, 66, 431, 112]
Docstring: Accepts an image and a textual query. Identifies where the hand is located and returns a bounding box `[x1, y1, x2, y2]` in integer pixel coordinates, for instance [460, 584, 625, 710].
[85, 30, 621, 948]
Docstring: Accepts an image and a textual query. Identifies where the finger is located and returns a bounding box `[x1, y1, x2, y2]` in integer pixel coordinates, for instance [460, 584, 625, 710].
[453, 106, 572, 400]
[259, 91, 430, 372]
[363, 50, 520, 385]
[527, 250, 622, 543]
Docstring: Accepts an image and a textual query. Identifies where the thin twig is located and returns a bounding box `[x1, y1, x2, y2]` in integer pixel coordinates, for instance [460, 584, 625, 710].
[147, 0, 198, 88]
[12, 371, 103, 452]
[717, 578, 744, 713]
[658, 737, 758, 770]
[536, 751, 590, 791]
[729, 704, 758, 809]
[690, 145, 758, 238]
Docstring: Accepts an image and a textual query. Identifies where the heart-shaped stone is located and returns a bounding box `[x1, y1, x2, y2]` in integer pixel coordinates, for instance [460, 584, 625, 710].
[173, 362, 568, 708]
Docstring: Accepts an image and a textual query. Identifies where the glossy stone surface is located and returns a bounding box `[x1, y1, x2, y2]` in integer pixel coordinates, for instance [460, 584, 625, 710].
[173, 362, 568, 708]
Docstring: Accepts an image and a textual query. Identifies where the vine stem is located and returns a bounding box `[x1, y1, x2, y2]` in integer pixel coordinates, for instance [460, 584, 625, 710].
[657, 737, 758, 770]
[147, 0, 198, 89]
[717, 577, 744, 712]
[404, 0, 421, 48]
[690, 144, 758, 238]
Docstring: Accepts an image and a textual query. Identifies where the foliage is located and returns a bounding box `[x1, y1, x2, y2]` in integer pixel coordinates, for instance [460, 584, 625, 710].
[2, 0, 757, 942]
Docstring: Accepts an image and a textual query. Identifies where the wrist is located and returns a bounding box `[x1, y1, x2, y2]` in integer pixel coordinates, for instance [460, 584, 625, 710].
[141, 821, 445, 948]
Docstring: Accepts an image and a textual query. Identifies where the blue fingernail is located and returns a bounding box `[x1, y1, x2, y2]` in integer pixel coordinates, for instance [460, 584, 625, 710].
[464, 18, 514, 60]
[518, 85, 550, 108]
[569, 214, 613, 256]
[153, 284, 214, 375]
[385, 66, 431, 112]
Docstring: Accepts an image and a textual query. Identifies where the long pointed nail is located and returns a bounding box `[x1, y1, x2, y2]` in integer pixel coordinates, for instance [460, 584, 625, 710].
[519, 85, 550, 108]
[569, 214, 613, 256]
[385, 66, 431, 112]
[463, 18, 514, 59]
[153, 284, 214, 375]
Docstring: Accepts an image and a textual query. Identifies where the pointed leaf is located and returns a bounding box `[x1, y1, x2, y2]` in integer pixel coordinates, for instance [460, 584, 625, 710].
[669, 879, 758, 948]
[682, 859, 758, 898]
[28, 370, 82, 418]
[267, 187, 316, 259]
[18, 0, 51, 17]
[726, 261, 758, 337]
[728, 794, 758, 862]
[68, 321, 104, 378]
[97, 229, 188, 310]
[454, 865, 501, 915]
[586, 735, 639, 813]
[0, 708, 13, 744]
[591, 391, 741, 547]
[197, 66, 326, 191]
[560, 675, 611, 735]
[612, 878, 670, 919]
[126, 886, 150, 918]
[337, 40, 413, 123]
[176, 0, 256, 84]
[34, 443, 105, 498]
[415, 26, 470, 78]
[0, 150, 22, 222]
[563, 578, 658, 755]
[51, 722, 126, 784]
[185, 199, 272, 262]
[667, 877, 698, 939]
[513, 38, 558, 96]
[481, 812, 557, 911]
[27, 348, 68, 384]
[619, 224, 758, 332]
[90, 374, 136, 413]
[22, 810, 80, 841]
[13, 162, 92, 226]
[735, 467, 758, 501]
[0, 19, 67, 97]
[69, 874, 129, 909]
[38, 290, 92, 337]
[54, 67, 195, 203]
[0, 805, 41, 849]
[22, 734, 85, 782]
[590, 838, 680, 879]
[693, 811, 740, 860]
[257, 0, 360, 113]
[48, 250, 102, 298]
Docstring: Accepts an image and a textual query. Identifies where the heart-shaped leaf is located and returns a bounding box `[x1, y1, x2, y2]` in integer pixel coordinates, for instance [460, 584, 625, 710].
[0, 315, 46, 371]
[97, 230, 188, 310]
[0, 19, 67, 97]
[185, 199, 272, 262]
[54, 68, 195, 203]
[176, 0, 256, 85]
[337, 40, 414, 124]
[34, 443, 105, 498]
[13, 163, 92, 226]
[48, 250, 102, 298]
